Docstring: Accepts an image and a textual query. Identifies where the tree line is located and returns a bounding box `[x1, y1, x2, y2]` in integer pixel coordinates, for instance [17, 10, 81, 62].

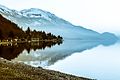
[0, 14, 62, 42]
[0, 27, 63, 41]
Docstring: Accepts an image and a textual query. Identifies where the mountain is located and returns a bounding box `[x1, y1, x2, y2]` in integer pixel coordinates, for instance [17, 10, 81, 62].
[12, 40, 116, 67]
[0, 14, 24, 39]
[0, 4, 118, 40]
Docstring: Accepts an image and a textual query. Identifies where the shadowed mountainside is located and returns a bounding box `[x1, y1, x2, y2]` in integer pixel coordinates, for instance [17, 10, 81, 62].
[0, 14, 24, 39]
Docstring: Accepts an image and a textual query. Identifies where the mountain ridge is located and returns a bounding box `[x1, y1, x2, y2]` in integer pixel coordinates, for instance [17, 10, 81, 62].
[0, 4, 118, 40]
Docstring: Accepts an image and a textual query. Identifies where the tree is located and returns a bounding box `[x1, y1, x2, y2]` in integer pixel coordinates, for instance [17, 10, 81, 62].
[47, 33, 52, 40]
[57, 35, 63, 39]
[26, 27, 31, 41]
[26, 27, 31, 35]
[41, 31, 47, 40]
[8, 31, 14, 39]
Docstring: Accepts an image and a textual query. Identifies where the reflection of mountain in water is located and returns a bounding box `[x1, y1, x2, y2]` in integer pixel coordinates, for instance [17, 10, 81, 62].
[11, 39, 117, 67]
[0, 41, 62, 60]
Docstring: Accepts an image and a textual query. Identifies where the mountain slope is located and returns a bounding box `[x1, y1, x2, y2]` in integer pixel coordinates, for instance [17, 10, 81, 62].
[0, 4, 118, 40]
[0, 14, 23, 39]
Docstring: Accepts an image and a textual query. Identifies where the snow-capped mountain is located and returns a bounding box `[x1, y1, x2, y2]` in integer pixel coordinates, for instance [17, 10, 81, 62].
[0, 4, 118, 40]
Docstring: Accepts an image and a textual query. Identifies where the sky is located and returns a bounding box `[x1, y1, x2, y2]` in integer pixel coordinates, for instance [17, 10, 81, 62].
[0, 0, 120, 35]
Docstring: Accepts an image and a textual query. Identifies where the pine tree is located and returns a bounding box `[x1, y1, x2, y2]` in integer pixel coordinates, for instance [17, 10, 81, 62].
[26, 27, 31, 41]
[26, 27, 31, 35]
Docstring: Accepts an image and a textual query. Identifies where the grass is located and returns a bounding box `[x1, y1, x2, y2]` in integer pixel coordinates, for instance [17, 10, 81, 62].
[0, 58, 92, 80]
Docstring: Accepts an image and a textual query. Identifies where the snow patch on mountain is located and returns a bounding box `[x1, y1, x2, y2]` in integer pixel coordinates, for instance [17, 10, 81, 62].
[20, 8, 51, 21]
[0, 4, 118, 40]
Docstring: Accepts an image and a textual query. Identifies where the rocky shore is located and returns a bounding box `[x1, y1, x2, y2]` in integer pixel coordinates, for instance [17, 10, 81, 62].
[0, 58, 93, 80]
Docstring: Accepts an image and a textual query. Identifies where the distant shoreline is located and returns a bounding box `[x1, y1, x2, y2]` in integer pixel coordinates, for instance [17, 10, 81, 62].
[0, 58, 92, 80]
[0, 39, 62, 45]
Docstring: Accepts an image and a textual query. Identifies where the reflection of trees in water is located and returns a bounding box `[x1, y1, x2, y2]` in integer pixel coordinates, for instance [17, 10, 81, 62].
[0, 41, 63, 60]
[25, 41, 63, 53]
[0, 45, 23, 60]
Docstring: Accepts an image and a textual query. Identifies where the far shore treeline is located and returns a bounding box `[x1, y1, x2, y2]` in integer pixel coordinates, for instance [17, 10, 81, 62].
[0, 14, 63, 42]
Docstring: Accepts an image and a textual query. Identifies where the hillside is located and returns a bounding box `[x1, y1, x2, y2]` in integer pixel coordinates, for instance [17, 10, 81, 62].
[0, 14, 23, 39]
[0, 14, 63, 41]
[0, 4, 118, 40]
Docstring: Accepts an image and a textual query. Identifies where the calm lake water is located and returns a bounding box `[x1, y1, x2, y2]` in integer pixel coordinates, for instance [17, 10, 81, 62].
[0, 39, 120, 80]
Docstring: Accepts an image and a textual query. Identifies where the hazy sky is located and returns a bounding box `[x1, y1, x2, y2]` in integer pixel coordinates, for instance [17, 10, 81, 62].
[0, 0, 120, 35]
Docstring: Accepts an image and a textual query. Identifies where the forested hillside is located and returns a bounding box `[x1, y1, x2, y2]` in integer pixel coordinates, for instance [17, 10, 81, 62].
[0, 14, 62, 41]
[0, 14, 24, 39]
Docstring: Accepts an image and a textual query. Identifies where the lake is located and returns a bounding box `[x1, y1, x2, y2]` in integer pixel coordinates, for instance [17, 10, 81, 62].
[0, 39, 120, 80]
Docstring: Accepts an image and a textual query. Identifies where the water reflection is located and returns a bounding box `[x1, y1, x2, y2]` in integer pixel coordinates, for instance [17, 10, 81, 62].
[0, 39, 118, 80]
[0, 41, 63, 60]
[7, 39, 117, 67]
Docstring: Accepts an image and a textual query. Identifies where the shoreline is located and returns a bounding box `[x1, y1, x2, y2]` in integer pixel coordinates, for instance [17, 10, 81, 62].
[0, 39, 63, 45]
[0, 58, 93, 80]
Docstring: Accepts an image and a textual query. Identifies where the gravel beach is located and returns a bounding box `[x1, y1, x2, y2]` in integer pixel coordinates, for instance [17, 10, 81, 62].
[0, 58, 92, 80]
